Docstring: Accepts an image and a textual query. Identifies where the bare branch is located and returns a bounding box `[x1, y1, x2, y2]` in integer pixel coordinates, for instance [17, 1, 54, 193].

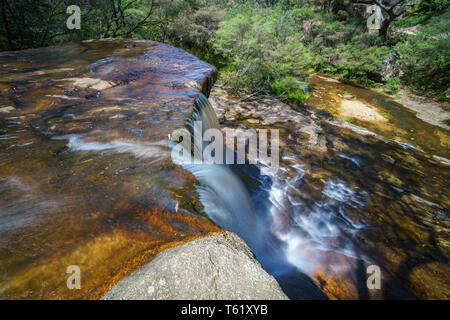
[114, 0, 155, 37]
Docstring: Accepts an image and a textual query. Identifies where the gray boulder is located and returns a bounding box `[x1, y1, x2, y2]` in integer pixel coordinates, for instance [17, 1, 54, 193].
[381, 50, 400, 81]
[102, 232, 289, 300]
[367, 50, 400, 82]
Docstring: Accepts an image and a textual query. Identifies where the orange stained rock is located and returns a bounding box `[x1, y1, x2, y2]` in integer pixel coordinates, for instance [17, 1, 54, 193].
[0, 39, 218, 299]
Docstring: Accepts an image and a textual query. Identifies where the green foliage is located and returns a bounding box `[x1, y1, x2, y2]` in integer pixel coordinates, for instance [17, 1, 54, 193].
[0, 0, 160, 50]
[385, 77, 400, 94]
[290, 8, 318, 23]
[271, 76, 310, 102]
[415, 0, 450, 13]
[308, 21, 393, 82]
[396, 9, 450, 91]
[397, 0, 449, 26]
[167, 5, 226, 65]
[0, 0, 447, 98]
[213, 6, 313, 100]
[438, 91, 450, 102]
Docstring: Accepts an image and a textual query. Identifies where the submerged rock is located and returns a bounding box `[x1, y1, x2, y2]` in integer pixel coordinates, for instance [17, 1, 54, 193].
[0, 106, 15, 113]
[102, 232, 288, 300]
[339, 99, 387, 122]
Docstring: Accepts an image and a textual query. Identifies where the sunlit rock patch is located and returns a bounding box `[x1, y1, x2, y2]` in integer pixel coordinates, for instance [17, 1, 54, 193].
[307, 75, 450, 159]
[60, 77, 117, 91]
[339, 100, 387, 122]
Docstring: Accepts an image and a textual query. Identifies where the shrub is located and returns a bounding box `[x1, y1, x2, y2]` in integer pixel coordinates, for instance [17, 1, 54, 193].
[271, 76, 310, 103]
[396, 9, 450, 92]
[385, 77, 401, 94]
[213, 7, 313, 99]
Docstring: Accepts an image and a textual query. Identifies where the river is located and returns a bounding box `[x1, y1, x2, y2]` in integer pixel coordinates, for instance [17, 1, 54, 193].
[0, 41, 448, 299]
[204, 78, 449, 299]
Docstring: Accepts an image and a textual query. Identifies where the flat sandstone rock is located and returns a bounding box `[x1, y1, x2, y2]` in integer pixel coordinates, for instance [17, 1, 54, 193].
[102, 232, 288, 300]
[0, 39, 219, 299]
[339, 99, 387, 122]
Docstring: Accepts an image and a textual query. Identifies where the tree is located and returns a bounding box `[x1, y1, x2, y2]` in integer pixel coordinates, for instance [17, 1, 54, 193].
[355, 0, 410, 38]
[98, 0, 156, 38]
[0, 0, 159, 50]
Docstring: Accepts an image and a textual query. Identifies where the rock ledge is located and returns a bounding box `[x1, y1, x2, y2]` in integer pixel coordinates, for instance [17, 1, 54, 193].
[102, 232, 288, 300]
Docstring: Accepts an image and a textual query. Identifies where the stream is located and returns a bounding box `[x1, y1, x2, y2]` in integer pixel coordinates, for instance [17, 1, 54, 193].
[202, 79, 449, 299]
[0, 41, 448, 299]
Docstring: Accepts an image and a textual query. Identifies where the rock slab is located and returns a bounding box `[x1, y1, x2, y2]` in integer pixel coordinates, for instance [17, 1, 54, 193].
[102, 232, 288, 300]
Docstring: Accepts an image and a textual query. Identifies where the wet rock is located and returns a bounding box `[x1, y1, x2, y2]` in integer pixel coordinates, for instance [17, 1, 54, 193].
[209, 87, 327, 152]
[326, 118, 382, 139]
[381, 50, 400, 81]
[0, 39, 219, 299]
[432, 155, 450, 166]
[45, 94, 80, 100]
[394, 88, 450, 129]
[63, 77, 117, 90]
[339, 100, 387, 122]
[381, 153, 396, 164]
[102, 232, 288, 300]
[0, 106, 15, 113]
[338, 93, 354, 99]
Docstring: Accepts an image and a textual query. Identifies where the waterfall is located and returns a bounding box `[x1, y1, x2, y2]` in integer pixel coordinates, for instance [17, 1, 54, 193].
[171, 94, 259, 249]
[170, 93, 365, 299]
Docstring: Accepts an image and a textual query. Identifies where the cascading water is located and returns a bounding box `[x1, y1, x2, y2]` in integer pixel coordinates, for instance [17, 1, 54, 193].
[171, 95, 259, 250]
[170, 94, 369, 299]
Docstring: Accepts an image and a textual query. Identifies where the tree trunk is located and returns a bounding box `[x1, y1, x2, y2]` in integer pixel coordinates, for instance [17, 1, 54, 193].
[378, 16, 390, 38]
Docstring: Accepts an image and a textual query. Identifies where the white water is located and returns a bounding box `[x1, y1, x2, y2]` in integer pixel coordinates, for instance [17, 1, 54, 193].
[55, 133, 169, 163]
[53, 93, 368, 296]
[175, 94, 368, 285]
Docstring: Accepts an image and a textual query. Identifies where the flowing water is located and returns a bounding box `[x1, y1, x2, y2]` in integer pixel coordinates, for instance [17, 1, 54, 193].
[0, 40, 220, 299]
[184, 83, 449, 299]
[0, 40, 448, 299]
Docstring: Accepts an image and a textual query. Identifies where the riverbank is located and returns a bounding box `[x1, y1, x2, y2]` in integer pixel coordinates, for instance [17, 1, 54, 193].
[306, 74, 450, 159]
[382, 87, 449, 130]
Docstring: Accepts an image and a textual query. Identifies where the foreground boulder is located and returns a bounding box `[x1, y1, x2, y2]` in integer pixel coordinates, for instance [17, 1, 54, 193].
[102, 232, 288, 300]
